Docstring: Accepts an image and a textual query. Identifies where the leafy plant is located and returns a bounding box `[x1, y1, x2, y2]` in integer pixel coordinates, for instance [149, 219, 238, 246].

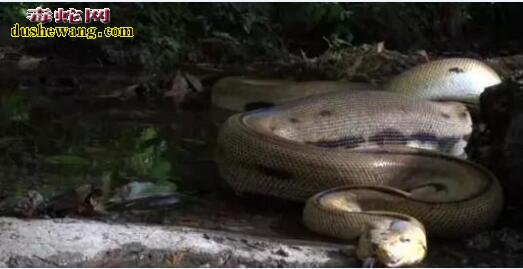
[45, 126, 176, 184]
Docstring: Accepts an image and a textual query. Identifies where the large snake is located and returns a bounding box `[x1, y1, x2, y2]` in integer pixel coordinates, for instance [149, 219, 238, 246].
[213, 58, 504, 267]
[212, 58, 501, 111]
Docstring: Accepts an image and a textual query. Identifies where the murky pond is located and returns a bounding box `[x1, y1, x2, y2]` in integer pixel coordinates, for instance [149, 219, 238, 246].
[0, 84, 317, 239]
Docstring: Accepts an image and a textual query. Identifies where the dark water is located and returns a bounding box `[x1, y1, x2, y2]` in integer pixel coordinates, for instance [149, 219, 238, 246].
[0, 86, 317, 240]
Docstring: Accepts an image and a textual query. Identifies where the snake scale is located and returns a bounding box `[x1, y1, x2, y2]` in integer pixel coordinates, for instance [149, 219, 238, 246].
[213, 58, 504, 267]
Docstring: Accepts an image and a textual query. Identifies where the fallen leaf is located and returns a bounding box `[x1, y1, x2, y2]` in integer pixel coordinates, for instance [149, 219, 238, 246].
[45, 184, 102, 217]
[184, 73, 203, 92]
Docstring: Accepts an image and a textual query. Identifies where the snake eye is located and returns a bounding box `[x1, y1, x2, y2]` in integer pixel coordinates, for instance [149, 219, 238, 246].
[400, 238, 411, 243]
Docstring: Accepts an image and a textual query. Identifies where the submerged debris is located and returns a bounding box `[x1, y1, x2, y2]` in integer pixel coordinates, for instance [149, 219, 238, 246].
[107, 181, 196, 211]
[0, 185, 103, 218]
[44, 184, 103, 217]
[110, 181, 178, 203]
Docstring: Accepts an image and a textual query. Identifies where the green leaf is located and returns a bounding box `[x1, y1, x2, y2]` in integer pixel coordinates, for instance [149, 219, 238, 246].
[140, 127, 158, 141]
[45, 155, 91, 166]
[148, 159, 172, 180]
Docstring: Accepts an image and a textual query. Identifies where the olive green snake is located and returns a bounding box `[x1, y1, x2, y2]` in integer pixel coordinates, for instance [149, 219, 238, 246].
[213, 58, 504, 267]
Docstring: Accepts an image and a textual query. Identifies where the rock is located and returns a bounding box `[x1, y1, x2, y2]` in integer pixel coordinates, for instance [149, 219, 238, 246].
[0, 217, 356, 267]
[479, 79, 523, 206]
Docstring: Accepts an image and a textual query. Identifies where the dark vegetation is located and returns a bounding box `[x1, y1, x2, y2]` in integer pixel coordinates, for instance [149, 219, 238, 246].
[3, 3, 523, 73]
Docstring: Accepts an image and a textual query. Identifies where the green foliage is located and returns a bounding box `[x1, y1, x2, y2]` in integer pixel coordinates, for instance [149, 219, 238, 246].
[45, 126, 176, 185]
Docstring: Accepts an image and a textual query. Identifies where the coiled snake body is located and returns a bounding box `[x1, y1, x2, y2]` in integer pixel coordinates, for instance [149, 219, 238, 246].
[214, 58, 504, 267]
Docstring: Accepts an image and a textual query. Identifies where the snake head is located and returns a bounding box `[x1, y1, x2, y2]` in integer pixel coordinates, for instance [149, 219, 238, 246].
[357, 219, 427, 268]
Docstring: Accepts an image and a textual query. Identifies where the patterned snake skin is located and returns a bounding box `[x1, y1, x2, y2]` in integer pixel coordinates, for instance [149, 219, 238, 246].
[212, 58, 501, 111]
[214, 58, 504, 265]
